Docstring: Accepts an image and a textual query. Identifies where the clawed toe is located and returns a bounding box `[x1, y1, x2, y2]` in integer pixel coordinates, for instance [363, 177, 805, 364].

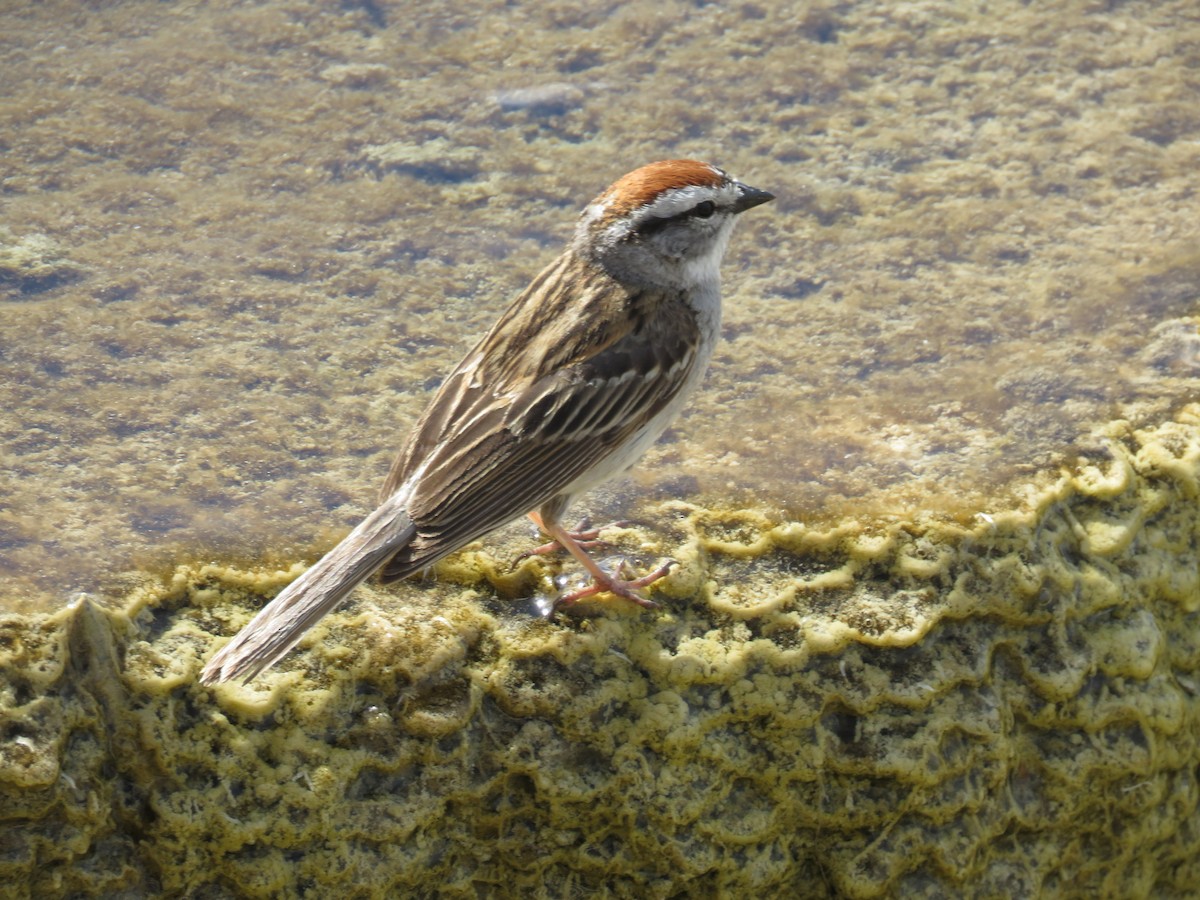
[517, 517, 633, 562]
[525, 513, 673, 612]
[518, 535, 607, 561]
[553, 558, 677, 610]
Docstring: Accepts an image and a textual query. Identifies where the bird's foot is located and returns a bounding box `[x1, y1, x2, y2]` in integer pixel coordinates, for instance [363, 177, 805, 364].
[518, 517, 631, 560]
[554, 558, 676, 610]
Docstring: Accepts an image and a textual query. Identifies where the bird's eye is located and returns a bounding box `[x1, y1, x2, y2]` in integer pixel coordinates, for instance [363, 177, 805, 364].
[634, 199, 717, 237]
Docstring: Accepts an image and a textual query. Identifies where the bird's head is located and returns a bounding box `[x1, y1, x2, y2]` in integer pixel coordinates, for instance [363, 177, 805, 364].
[574, 159, 774, 290]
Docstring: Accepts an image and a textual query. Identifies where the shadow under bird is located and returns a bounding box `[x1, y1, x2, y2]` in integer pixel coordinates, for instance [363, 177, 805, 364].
[200, 159, 773, 685]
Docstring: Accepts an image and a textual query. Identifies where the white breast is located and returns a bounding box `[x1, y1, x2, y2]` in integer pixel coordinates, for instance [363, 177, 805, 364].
[561, 280, 722, 499]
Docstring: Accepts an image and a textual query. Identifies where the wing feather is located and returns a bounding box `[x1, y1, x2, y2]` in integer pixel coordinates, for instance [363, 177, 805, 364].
[377, 253, 701, 580]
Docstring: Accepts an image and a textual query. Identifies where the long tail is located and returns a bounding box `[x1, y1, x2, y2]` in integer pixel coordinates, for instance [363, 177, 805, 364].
[199, 492, 418, 685]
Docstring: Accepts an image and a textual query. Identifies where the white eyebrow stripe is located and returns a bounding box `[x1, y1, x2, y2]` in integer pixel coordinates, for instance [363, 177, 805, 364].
[638, 178, 741, 222]
[643, 185, 716, 217]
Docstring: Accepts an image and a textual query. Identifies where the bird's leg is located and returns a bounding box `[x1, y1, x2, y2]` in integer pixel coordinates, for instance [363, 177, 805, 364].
[537, 515, 672, 609]
[520, 512, 626, 559]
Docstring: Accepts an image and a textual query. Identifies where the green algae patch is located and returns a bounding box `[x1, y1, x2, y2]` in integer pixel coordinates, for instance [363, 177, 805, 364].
[3, 409, 1200, 897]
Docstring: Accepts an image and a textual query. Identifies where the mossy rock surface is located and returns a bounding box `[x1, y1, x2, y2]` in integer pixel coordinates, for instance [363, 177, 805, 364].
[3, 410, 1199, 897]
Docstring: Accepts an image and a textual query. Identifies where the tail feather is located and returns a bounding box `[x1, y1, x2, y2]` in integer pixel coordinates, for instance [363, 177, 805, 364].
[200, 493, 417, 685]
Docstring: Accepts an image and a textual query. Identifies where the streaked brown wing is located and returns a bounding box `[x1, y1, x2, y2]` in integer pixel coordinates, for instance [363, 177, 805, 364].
[380, 253, 631, 501]
[378, 276, 700, 581]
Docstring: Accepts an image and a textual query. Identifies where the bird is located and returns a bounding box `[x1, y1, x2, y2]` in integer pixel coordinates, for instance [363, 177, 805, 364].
[200, 159, 773, 684]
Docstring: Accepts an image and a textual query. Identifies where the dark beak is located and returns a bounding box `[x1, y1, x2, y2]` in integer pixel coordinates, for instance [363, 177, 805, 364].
[732, 183, 775, 214]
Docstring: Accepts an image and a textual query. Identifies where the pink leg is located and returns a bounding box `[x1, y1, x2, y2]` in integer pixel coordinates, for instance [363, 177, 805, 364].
[538, 516, 673, 609]
[519, 513, 613, 559]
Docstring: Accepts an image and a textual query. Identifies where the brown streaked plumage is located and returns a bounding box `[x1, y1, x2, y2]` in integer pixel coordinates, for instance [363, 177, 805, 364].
[377, 259, 700, 581]
[200, 160, 773, 685]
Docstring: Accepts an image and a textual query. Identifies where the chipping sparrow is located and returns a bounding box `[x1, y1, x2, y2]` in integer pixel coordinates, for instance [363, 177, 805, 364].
[200, 159, 773, 684]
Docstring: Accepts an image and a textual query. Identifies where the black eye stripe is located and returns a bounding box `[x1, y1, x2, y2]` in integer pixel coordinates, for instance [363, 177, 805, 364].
[635, 199, 718, 235]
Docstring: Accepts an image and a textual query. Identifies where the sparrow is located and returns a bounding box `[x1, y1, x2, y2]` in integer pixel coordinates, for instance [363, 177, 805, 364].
[200, 159, 773, 684]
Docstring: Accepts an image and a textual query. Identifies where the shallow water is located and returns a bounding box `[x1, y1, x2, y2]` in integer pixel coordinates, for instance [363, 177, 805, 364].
[2, 0, 1198, 611]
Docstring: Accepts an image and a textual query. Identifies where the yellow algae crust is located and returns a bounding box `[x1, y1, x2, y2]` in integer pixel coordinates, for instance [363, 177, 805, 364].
[4, 408, 1200, 897]
[5, 0, 1200, 613]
